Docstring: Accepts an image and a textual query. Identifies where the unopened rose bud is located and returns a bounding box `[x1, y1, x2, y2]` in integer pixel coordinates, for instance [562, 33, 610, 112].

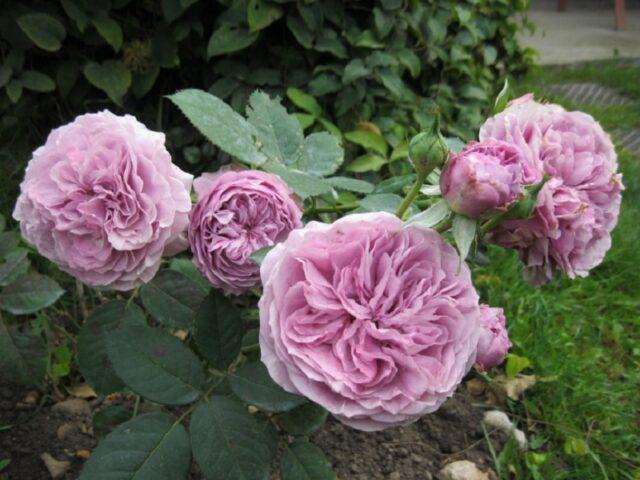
[409, 120, 449, 177]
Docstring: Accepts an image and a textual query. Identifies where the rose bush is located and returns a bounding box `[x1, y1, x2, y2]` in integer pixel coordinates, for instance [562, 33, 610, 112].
[259, 212, 482, 431]
[189, 169, 302, 295]
[13, 111, 192, 290]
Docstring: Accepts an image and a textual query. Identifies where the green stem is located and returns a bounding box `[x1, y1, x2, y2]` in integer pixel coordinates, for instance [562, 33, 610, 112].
[304, 202, 359, 215]
[480, 214, 505, 235]
[433, 217, 453, 233]
[132, 395, 141, 418]
[395, 172, 428, 219]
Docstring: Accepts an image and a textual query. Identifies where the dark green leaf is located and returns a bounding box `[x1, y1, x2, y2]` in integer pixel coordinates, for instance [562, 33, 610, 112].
[0, 317, 47, 385]
[276, 403, 328, 436]
[131, 65, 160, 98]
[194, 291, 243, 370]
[230, 361, 306, 412]
[61, 0, 89, 32]
[83, 61, 131, 104]
[152, 32, 179, 68]
[207, 24, 259, 58]
[373, 174, 416, 194]
[56, 61, 80, 97]
[17, 13, 66, 52]
[342, 59, 370, 84]
[0, 251, 30, 287]
[249, 246, 274, 266]
[77, 300, 147, 395]
[5, 79, 22, 103]
[140, 269, 207, 330]
[169, 258, 210, 292]
[190, 396, 273, 480]
[281, 439, 336, 480]
[286, 16, 313, 48]
[0, 66, 12, 89]
[168, 89, 266, 166]
[19, 71, 55, 92]
[0, 273, 63, 315]
[92, 405, 131, 440]
[397, 48, 421, 78]
[248, 0, 283, 32]
[326, 177, 374, 194]
[79, 412, 191, 480]
[91, 16, 123, 52]
[0, 231, 20, 258]
[107, 324, 206, 405]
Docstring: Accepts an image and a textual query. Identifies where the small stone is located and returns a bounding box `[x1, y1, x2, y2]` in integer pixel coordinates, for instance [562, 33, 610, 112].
[56, 422, 79, 441]
[439, 460, 492, 480]
[483, 410, 513, 433]
[466, 378, 486, 396]
[52, 398, 91, 417]
[41, 453, 71, 479]
[24, 390, 39, 405]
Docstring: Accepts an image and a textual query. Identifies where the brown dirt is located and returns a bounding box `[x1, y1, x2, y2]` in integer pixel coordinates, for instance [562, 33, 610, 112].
[1, 382, 504, 480]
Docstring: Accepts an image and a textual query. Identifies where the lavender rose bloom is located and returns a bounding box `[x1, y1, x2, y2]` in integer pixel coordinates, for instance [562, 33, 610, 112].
[480, 95, 623, 282]
[440, 140, 524, 218]
[13, 111, 193, 290]
[259, 212, 482, 431]
[189, 169, 302, 295]
[475, 305, 511, 371]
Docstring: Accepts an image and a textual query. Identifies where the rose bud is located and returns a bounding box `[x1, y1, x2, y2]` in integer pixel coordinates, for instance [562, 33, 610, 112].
[475, 305, 511, 371]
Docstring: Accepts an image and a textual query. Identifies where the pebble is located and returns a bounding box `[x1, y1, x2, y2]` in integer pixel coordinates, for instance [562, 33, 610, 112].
[41, 453, 70, 479]
[52, 398, 91, 417]
[439, 460, 492, 480]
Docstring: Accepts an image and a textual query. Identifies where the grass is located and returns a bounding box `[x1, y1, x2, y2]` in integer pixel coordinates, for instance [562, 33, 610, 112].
[476, 60, 640, 479]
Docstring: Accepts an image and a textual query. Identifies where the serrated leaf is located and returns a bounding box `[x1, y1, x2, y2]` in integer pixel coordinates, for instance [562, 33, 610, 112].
[281, 439, 336, 480]
[0, 251, 30, 287]
[19, 71, 55, 92]
[107, 324, 206, 405]
[276, 403, 328, 436]
[0, 317, 47, 385]
[230, 362, 306, 412]
[293, 132, 343, 177]
[452, 214, 477, 261]
[190, 396, 273, 480]
[169, 258, 210, 292]
[91, 16, 123, 52]
[344, 130, 388, 156]
[79, 412, 191, 480]
[263, 161, 333, 199]
[406, 200, 451, 229]
[325, 177, 374, 194]
[194, 291, 243, 370]
[247, 90, 304, 164]
[373, 174, 416, 194]
[346, 153, 386, 173]
[248, 0, 283, 32]
[207, 24, 259, 58]
[17, 13, 66, 52]
[358, 193, 403, 213]
[169, 89, 266, 166]
[77, 300, 147, 395]
[249, 245, 274, 266]
[140, 269, 207, 330]
[0, 273, 63, 315]
[286, 88, 321, 117]
[83, 61, 131, 104]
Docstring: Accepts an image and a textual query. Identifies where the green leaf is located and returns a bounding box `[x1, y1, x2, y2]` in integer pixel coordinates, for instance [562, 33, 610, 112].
[17, 13, 66, 52]
[314, 33, 347, 59]
[131, 65, 160, 98]
[91, 16, 123, 52]
[286, 15, 313, 48]
[326, 177, 374, 194]
[342, 59, 370, 84]
[79, 412, 191, 480]
[373, 174, 416, 194]
[0, 66, 12, 89]
[263, 161, 333, 199]
[152, 32, 179, 68]
[249, 246, 274, 266]
[293, 132, 343, 177]
[247, 91, 304, 164]
[248, 0, 283, 32]
[0, 251, 30, 287]
[564, 437, 589, 457]
[344, 130, 388, 156]
[190, 396, 273, 480]
[295, 113, 316, 129]
[317, 118, 341, 139]
[5, 79, 22, 103]
[51, 344, 72, 378]
[0, 232, 20, 258]
[61, 0, 89, 32]
[107, 324, 206, 405]
[406, 200, 451, 229]
[505, 354, 531, 378]
[83, 61, 131, 104]
[194, 291, 244, 370]
[92, 405, 130, 440]
[229, 362, 306, 412]
[0, 273, 63, 315]
[19, 71, 55, 92]
[358, 194, 403, 213]
[0, 214, 4, 232]
[286, 88, 321, 117]
[281, 439, 336, 480]
[169, 258, 210, 292]
[484, 45, 498, 66]
[140, 269, 207, 330]
[397, 48, 421, 78]
[276, 403, 328, 436]
[168, 89, 266, 166]
[56, 61, 80, 97]
[452, 214, 477, 261]
[494, 78, 510, 114]
[0, 317, 47, 385]
[77, 300, 147, 395]
[346, 153, 386, 173]
[355, 30, 384, 49]
[207, 24, 259, 59]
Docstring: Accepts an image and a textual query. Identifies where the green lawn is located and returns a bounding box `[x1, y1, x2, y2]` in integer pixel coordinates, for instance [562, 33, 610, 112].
[477, 60, 640, 479]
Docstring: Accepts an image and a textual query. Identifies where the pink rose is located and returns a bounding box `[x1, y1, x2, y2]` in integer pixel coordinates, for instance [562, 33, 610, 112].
[475, 305, 511, 371]
[13, 111, 192, 290]
[189, 169, 302, 295]
[440, 140, 524, 218]
[480, 95, 623, 282]
[490, 179, 612, 284]
[259, 212, 482, 431]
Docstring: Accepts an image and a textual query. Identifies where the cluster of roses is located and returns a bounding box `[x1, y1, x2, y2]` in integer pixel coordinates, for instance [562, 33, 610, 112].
[13, 94, 621, 431]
